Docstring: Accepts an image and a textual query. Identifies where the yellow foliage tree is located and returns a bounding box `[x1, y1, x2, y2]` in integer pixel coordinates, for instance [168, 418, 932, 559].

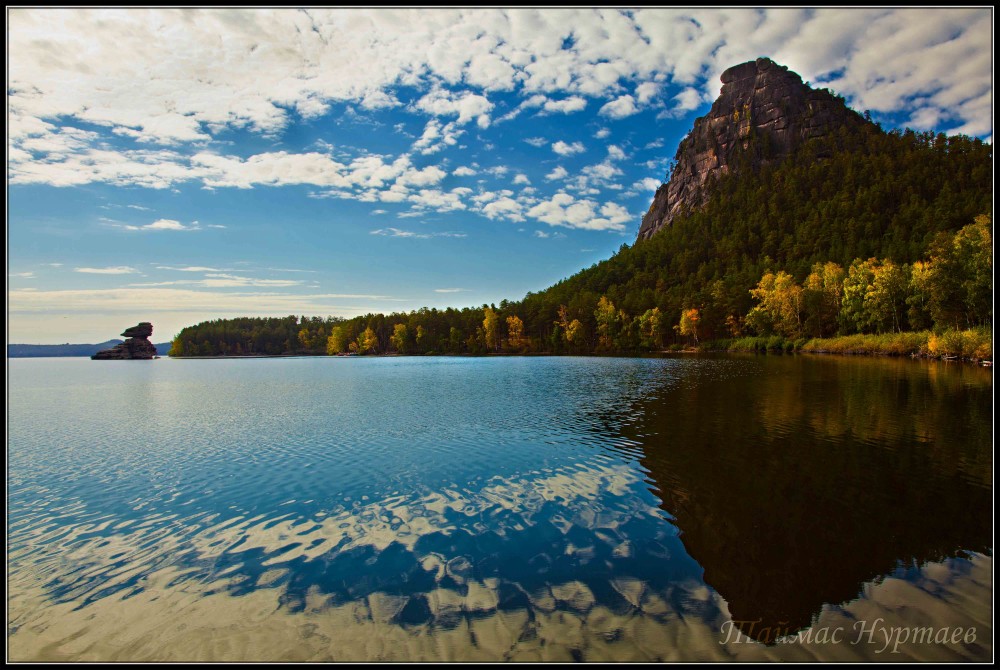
[355, 326, 378, 354]
[506, 315, 524, 351]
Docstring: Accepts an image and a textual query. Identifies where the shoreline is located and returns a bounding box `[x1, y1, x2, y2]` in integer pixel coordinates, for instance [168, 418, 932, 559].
[163, 349, 991, 365]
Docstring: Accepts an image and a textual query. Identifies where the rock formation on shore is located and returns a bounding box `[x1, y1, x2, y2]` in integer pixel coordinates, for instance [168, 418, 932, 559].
[91, 322, 158, 360]
[636, 57, 869, 241]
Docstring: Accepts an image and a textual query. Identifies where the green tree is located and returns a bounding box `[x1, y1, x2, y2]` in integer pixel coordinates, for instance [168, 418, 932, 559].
[864, 260, 909, 333]
[840, 259, 878, 333]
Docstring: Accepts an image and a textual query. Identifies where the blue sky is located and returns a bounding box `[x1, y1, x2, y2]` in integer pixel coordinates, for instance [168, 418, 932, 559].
[7, 8, 993, 343]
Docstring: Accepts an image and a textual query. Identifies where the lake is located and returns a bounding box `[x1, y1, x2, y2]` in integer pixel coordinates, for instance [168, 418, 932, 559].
[7, 354, 992, 661]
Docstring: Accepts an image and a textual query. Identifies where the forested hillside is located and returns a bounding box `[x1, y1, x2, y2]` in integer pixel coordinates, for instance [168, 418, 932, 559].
[169, 125, 991, 358]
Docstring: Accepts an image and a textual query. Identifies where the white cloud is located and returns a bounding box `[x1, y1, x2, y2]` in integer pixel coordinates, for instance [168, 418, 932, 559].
[526, 193, 631, 231]
[115, 218, 201, 232]
[133, 273, 305, 288]
[9, 271, 36, 278]
[156, 266, 226, 272]
[481, 196, 525, 222]
[513, 173, 530, 185]
[662, 86, 705, 117]
[634, 177, 661, 192]
[524, 137, 548, 148]
[545, 166, 569, 181]
[594, 128, 611, 139]
[371, 227, 467, 239]
[607, 145, 626, 161]
[434, 288, 467, 293]
[533, 230, 550, 238]
[415, 87, 494, 127]
[599, 94, 639, 119]
[635, 82, 661, 104]
[74, 266, 138, 274]
[412, 119, 464, 155]
[360, 89, 402, 110]
[543, 96, 588, 114]
[5, 7, 990, 162]
[552, 140, 586, 156]
[452, 166, 477, 176]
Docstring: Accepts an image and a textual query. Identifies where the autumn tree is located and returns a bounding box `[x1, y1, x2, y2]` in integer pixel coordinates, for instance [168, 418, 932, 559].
[802, 262, 844, 337]
[390, 323, 408, 354]
[506, 315, 524, 351]
[327, 325, 348, 355]
[565, 319, 585, 351]
[483, 306, 500, 352]
[594, 296, 617, 350]
[638, 307, 664, 349]
[746, 271, 804, 338]
[355, 326, 378, 354]
[677, 307, 700, 345]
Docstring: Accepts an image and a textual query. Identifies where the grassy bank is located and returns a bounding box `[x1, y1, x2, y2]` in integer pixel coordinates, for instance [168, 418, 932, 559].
[701, 328, 992, 362]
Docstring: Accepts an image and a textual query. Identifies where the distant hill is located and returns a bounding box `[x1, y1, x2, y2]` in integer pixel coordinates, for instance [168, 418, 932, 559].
[8, 341, 173, 358]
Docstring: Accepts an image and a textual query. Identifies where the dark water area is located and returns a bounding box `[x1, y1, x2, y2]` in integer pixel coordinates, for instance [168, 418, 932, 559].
[7, 355, 992, 661]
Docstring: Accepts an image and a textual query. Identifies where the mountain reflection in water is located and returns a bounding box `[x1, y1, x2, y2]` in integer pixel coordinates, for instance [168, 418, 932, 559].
[7, 356, 992, 661]
[626, 354, 992, 643]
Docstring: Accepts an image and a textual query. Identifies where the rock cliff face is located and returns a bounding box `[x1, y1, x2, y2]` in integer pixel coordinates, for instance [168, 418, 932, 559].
[636, 57, 868, 241]
[91, 322, 158, 360]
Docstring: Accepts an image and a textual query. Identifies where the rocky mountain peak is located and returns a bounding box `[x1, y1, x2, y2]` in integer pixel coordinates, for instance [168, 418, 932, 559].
[636, 57, 868, 241]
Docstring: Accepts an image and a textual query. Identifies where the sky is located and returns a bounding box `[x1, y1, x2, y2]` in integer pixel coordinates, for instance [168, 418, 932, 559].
[7, 8, 993, 344]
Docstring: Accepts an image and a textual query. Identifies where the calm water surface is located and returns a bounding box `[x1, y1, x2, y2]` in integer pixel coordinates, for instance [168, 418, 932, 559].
[7, 355, 992, 661]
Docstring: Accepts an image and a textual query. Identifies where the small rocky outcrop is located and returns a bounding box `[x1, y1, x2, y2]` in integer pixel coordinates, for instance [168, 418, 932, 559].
[91, 322, 158, 360]
[636, 57, 869, 241]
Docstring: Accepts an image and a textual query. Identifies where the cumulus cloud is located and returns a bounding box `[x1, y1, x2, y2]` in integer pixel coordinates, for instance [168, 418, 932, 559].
[544, 96, 588, 114]
[545, 166, 569, 181]
[635, 82, 661, 104]
[481, 196, 525, 222]
[599, 95, 639, 119]
[5, 7, 990, 158]
[412, 119, 464, 155]
[452, 166, 477, 177]
[415, 88, 494, 127]
[524, 137, 548, 148]
[552, 140, 586, 156]
[513, 173, 530, 185]
[526, 193, 631, 231]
